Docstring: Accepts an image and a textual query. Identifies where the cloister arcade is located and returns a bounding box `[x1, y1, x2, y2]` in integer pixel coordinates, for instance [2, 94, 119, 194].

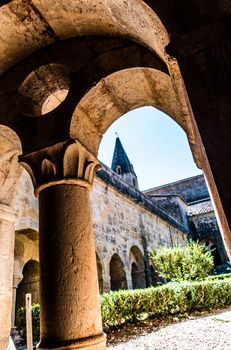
[0, 1, 230, 350]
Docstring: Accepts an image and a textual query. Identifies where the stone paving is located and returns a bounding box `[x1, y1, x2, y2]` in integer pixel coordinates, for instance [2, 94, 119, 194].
[107, 309, 231, 350]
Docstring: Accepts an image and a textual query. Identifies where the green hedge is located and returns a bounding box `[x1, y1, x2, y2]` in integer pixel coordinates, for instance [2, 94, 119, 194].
[206, 273, 231, 281]
[16, 278, 231, 343]
[101, 278, 231, 329]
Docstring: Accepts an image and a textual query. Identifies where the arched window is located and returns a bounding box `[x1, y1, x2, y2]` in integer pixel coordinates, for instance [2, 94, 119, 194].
[116, 165, 122, 175]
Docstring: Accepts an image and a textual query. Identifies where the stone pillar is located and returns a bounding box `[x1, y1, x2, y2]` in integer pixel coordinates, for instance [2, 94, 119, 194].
[0, 204, 17, 350]
[126, 274, 133, 290]
[11, 273, 23, 327]
[102, 276, 111, 293]
[20, 140, 106, 350]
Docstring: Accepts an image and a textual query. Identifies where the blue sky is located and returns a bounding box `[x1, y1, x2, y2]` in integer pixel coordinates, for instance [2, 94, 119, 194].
[98, 106, 202, 191]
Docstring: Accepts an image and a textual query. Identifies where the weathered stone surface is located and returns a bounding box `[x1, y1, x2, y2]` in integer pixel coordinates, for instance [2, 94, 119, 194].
[0, 205, 17, 350]
[38, 184, 105, 349]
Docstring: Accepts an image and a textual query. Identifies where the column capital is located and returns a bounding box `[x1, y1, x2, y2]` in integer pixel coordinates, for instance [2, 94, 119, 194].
[19, 140, 100, 196]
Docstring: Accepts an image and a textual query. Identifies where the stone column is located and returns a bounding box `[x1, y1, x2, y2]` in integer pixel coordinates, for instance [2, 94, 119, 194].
[20, 140, 106, 350]
[11, 273, 23, 327]
[0, 204, 17, 350]
[102, 276, 111, 293]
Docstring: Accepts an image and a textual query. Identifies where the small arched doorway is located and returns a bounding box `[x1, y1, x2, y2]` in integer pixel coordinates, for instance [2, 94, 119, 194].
[16, 260, 39, 310]
[109, 254, 127, 291]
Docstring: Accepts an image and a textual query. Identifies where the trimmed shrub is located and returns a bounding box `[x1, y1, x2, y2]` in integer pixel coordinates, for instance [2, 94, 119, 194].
[206, 273, 231, 281]
[101, 279, 231, 330]
[16, 278, 231, 341]
[150, 241, 214, 282]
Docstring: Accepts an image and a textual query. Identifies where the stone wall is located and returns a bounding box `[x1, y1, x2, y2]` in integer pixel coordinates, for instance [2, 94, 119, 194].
[188, 211, 228, 265]
[145, 195, 188, 226]
[14, 168, 187, 300]
[91, 177, 187, 290]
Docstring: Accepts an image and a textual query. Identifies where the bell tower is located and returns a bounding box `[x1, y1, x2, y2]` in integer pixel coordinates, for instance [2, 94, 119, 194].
[111, 137, 139, 190]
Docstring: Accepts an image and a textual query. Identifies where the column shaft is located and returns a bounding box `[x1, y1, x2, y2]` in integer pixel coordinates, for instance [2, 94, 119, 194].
[0, 204, 17, 349]
[38, 184, 106, 350]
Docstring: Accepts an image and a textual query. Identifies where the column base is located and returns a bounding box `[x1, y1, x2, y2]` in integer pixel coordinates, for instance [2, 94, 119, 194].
[37, 333, 106, 350]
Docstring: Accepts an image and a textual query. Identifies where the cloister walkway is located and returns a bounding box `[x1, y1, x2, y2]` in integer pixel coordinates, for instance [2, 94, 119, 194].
[107, 308, 231, 350]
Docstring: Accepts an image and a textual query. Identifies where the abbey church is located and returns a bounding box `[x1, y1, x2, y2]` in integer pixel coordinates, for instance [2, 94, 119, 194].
[13, 136, 228, 325]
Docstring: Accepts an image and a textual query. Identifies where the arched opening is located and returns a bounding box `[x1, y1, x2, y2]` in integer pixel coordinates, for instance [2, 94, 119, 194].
[17, 63, 70, 117]
[0, 2, 230, 349]
[16, 260, 39, 311]
[109, 254, 127, 291]
[130, 246, 146, 289]
[96, 253, 103, 293]
[149, 265, 164, 286]
[201, 240, 222, 267]
[99, 106, 202, 190]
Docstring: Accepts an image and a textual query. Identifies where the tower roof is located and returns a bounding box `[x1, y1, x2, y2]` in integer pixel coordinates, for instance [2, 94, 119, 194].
[111, 137, 137, 176]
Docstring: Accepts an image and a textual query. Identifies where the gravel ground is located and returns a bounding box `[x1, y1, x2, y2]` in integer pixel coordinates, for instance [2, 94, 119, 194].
[107, 309, 231, 350]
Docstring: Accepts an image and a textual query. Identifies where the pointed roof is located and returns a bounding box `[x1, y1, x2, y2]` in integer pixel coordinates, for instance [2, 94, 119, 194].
[111, 137, 137, 176]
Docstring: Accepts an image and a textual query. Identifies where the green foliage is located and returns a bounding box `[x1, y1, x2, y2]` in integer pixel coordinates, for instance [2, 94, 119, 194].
[16, 278, 231, 341]
[15, 303, 40, 345]
[101, 279, 231, 330]
[206, 273, 231, 281]
[149, 241, 214, 282]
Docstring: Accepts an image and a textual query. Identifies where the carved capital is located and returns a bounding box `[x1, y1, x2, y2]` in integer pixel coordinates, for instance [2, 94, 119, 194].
[19, 140, 100, 195]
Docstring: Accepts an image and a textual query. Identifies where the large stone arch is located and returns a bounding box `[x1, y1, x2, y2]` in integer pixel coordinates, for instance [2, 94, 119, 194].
[0, 3, 228, 256]
[0, 0, 169, 74]
[0, 2, 231, 349]
[70, 67, 189, 150]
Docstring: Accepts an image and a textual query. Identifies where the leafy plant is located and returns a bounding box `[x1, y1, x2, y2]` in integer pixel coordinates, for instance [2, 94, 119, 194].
[149, 241, 214, 282]
[15, 303, 40, 345]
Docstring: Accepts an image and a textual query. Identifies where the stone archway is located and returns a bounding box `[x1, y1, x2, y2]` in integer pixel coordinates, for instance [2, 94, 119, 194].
[129, 246, 146, 289]
[0, 0, 169, 75]
[16, 259, 39, 310]
[0, 1, 231, 349]
[109, 253, 128, 291]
